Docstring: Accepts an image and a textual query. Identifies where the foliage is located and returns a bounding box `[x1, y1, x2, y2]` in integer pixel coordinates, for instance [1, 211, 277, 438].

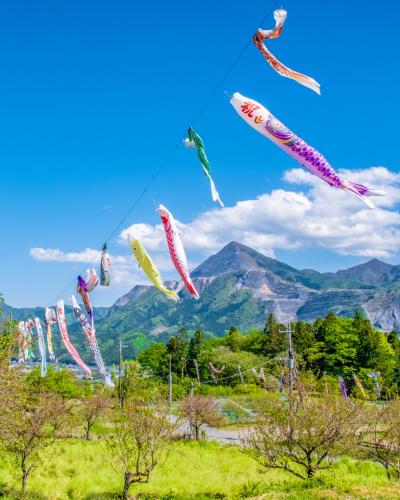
[0, 362, 67, 493]
[25, 366, 88, 399]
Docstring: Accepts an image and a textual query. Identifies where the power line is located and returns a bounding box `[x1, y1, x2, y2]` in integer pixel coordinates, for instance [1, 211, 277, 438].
[47, 0, 278, 306]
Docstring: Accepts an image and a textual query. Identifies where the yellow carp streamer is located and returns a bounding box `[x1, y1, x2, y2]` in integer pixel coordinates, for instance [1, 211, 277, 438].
[130, 239, 179, 301]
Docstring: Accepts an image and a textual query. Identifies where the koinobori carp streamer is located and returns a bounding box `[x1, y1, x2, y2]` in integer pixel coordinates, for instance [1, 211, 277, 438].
[157, 204, 200, 299]
[230, 92, 385, 208]
[45, 307, 57, 362]
[130, 238, 179, 301]
[77, 269, 98, 330]
[70, 294, 113, 387]
[253, 9, 321, 95]
[34, 317, 47, 377]
[17, 321, 28, 363]
[56, 300, 92, 379]
[100, 243, 111, 286]
[184, 127, 224, 207]
[25, 319, 35, 361]
[339, 376, 348, 400]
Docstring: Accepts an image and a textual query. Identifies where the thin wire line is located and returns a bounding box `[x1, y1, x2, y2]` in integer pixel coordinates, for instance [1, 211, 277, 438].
[47, 0, 278, 306]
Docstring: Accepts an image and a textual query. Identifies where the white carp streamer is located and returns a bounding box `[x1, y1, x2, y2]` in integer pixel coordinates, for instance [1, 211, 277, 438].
[56, 300, 92, 379]
[34, 317, 47, 377]
[17, 321, 28, 363]
[45, 307, 57, 362]
[70, 295, 114, 387]
[253, 9, 321, 95]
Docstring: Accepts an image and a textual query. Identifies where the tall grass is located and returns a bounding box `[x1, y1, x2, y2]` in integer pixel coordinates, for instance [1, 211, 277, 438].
[0, 439, 399, 499]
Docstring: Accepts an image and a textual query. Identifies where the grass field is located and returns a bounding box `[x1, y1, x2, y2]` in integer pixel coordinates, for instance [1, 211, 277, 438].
[0, 438, 399, 499]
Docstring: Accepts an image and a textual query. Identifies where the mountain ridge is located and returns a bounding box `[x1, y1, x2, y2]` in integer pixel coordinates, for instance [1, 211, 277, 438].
[3, 242, 400, 347]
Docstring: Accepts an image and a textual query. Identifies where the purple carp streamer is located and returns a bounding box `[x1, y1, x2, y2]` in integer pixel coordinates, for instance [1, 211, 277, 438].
[230, 92, 385, 208]
[77, 269, 98, 330]
[253, 9, 321, 95]
[338, 376, 348, 400]
[100, 243, 111, 286]
[34, 317, 47, 377]
[45, 307, 57, 362]
[56, 300, 92, 379]
[70, 294, 114, 387]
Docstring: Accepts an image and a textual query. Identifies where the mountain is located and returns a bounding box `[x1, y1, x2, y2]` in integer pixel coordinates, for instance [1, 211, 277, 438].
[90, 242, 400, 341]
[336, 258, 400, 286]
[3, 241, 400, 363]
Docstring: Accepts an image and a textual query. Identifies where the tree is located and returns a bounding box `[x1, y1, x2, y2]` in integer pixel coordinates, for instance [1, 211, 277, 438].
[137, 342, 168, 376]
[245, 392, 360, 479]
[225, 326, 243, 352]
[314, 313, 358, 378]
[359, 400, 400, 480]
[167, 327, 189, 378]
[180, 395, 223, 440]
[106, 399, 177, 500]
[188, 330, 204, 377]
[80, 393, 109, 440]
[116, 360, 141, 409]
[262, 314, 285, 357]
[0, 364, 66, 494]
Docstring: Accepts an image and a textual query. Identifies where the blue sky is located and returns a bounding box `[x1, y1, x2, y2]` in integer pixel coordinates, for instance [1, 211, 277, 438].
[1, 0, 399, 307]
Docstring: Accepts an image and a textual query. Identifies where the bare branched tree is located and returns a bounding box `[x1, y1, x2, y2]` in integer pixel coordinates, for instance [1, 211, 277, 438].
[359, 400, 400, 480]
[244, 393, 360, 479]
[106, 399, 177, 500]
[180, 395, 223, 440]
[81, 393, 109, 440]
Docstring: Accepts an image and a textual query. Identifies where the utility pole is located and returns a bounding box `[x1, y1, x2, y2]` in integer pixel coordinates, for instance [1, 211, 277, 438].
[118, 339, 123, 409]
[118, 339, 128, 409]
[168, 355, 173, 406]
[238, 365, 244, 385]
[275, 322, 298, 400]
[193, 359, 201, 386]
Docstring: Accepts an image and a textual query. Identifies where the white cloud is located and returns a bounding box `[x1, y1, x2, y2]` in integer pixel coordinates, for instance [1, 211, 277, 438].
[29, 247, 102, 263]
[29, 246, 176, 287]
[116, 166, 400, 259]
[30, 166, 400, 290]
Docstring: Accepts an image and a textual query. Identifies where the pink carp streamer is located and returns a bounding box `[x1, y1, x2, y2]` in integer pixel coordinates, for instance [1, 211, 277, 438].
[70, 295, 114, 387]
[56, 300, 92, 379]
[253, 9, 321, 95]
[157, 204, 200, 299]
[77, 269, 98, 330]
[230, 92, 385, 208]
